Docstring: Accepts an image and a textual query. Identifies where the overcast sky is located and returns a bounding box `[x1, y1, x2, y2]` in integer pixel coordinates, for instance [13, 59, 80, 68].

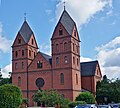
[0, 0, 120, 79]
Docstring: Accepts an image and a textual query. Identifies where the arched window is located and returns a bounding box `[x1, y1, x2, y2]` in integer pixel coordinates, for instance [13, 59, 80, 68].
[15, 62, 18, 70]
[34, 52, 36, 57]
[59, 29, 63, 35]
[76, 46, 79, 53]
[74, 30, 76, 37]
[37, 61, 42, 68]
[18, 76, 21, 86]
[18, 39, 21, 44]
[22, 50, 24, 56]
[60, 73, 64, 84]
[77, 58, 79, 66]
[15, 51, 18, 57]
[73, 57, 75, 64]
[64, 56, 68, 63]
[56, 57, 59, 64]
[64, 42, 67, 50]
[56, 44, 59, 51]
[76, 74, 78, 84]
[73, 43, 75, 51]
[22, 62, 24, 69]
[32, 39, 34, 45]
[29, 50, 31, 57]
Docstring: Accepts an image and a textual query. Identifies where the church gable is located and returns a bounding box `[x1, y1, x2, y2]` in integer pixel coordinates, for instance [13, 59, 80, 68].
[95, 63, 102, 78]
[72, 25, 80, 42]
[28, 34, 38, 48]
[28, 52, 52, 71]
[51, 10, 76, 39]
[51, 22, 69, 39]
[12, 32, 25, 47]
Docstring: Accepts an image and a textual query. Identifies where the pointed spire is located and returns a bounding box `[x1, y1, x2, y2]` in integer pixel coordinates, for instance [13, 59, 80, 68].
[59, 10, 76, 35]
[19, 20, 33, 43]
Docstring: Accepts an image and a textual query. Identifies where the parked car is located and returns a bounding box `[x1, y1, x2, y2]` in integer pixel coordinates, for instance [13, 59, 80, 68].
[97, 105, 111, 108]
[108, 103, 120, 108]
[75, 104, 97, 108]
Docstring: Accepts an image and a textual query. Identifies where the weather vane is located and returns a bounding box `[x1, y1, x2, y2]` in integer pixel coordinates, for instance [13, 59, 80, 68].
[63, 0, 66, 10]
[24, 13, 27, 21]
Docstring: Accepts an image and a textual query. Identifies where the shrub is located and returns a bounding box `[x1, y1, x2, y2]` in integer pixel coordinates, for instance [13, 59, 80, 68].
[75, 92, 95, 104]
[0, 84, 22, 108]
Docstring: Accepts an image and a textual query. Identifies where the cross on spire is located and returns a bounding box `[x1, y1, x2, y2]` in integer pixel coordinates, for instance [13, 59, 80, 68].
[63, 0, 66, 10]
[24, 13, 27, 21]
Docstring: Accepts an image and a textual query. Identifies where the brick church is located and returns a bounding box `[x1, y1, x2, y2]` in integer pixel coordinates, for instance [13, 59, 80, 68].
[12, 9, 102, 106]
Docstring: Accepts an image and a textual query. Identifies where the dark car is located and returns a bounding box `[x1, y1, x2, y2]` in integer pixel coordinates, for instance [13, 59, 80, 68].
[75, 104, 97, 108]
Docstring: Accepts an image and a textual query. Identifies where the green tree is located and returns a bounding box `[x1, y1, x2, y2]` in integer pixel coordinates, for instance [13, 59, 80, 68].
[33, 89, 69, 107]
[0, 84, 22, 108]
[75, 92, 95, 104]
[96, 75, 120, 104]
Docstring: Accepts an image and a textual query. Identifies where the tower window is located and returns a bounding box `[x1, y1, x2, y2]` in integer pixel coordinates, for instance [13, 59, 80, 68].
[74, 30, 76, 37]
[56, 57, 59, 64]
[73, 43, 75, 51]
[32, 39, 34, 45]
[56, 44, 59, 51]
[64, 42, 67, 51]
[73, 57, 75, 64]
[29, 50, 31, 57]
[15, 62, 18, 70]
[59, 29, 63, 35]
[76, 74, 78, 84]
[22, 50, 24, 56]
[22, 62, 24, 69]
[18, 76, 21, 86]
[18, 39, 21, 44]
[60, 73, 64, 84]
[77, 58, 79, 66]
[37, 61, 42, 68]
[34, 52, 36, 57]
[15, 51, 18, 57]
[76, 46, 79, 53]
[64, 56, 68, 63]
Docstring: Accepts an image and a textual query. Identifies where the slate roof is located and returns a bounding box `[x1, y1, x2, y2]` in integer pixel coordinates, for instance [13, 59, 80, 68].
[40, 52, 52, 64]
[81, 60, 98, 76]
[59, 10, 75, 35]
[19, 20, 33, 43]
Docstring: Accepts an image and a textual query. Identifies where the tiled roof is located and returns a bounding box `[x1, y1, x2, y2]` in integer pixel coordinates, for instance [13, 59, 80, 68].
[59, 10, 75, 35]
[40, 52, 52, 64]
[81, 61, 98, 76]
[19, 20, 33, 43]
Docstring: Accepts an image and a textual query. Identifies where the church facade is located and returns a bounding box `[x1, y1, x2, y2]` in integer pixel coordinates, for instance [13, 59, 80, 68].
[12, 10, 102, 106]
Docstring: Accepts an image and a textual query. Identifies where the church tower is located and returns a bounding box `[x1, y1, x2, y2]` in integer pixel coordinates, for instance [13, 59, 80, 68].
[51, 10, 81, 100]
[12, 20, 38, 99]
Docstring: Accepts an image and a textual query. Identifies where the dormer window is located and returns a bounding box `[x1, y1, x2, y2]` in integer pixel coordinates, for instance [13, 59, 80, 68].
[59, 29, 63, 35]
[18, 39, 21, 44]
[37, 61, 42, 68]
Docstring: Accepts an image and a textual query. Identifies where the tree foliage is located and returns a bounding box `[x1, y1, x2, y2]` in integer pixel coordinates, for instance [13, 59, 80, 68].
[0, 84, 22, 108]
[96, 75, 120, 104]
[32, 89, 69, 107]
[75, 92, 95, 104]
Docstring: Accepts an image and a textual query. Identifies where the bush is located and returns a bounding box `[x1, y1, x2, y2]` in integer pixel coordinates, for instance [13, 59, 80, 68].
[75, 92, 95, 104]
[0, 84, 22, 108]
[33, 89, 69, 107]
[68, 101, 86, 108]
